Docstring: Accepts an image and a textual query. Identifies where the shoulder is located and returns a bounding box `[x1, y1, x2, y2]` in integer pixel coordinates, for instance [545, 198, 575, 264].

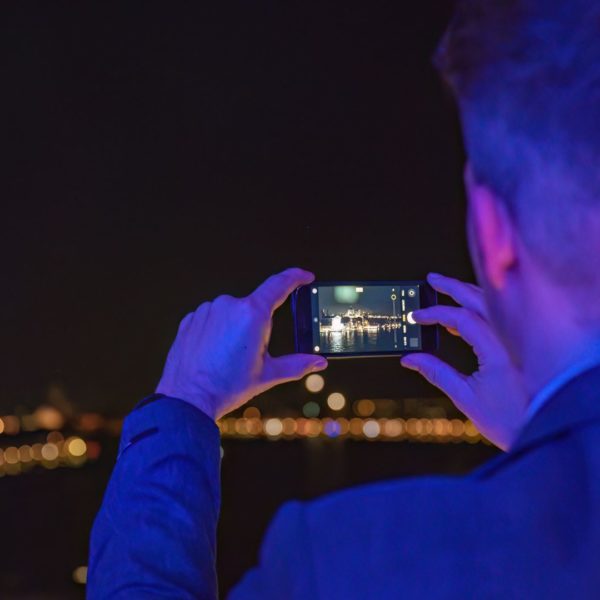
[304, 473, 478, 525]
[276, 474, 484, 565]
[255, 476, 485, 599]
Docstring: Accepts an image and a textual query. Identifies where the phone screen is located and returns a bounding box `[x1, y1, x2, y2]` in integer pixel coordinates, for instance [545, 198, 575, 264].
[309, 283, 423, 355]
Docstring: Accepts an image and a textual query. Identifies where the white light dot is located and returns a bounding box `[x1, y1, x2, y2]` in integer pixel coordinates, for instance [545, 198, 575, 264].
[327, 392, 346, 411]
[41, 443, 59, 461]
[312, 288, 318, 294]
[407, 311, 416, 325]
[305, 374, 325, 393]
[265, 418, 283, 437]
[363, 420, 381, 439]
[314, 345, 320, 352]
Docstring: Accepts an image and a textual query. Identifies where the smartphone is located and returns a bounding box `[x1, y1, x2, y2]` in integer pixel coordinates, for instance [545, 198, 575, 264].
[292, 280, 438, 358]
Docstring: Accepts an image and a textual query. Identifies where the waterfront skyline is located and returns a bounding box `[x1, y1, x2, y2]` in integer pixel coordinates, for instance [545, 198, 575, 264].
[315, 285, 421, 353]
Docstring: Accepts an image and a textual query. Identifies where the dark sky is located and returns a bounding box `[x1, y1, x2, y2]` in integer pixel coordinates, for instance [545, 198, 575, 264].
[317, 285, 417, 316]
[1, 1, 475, 414]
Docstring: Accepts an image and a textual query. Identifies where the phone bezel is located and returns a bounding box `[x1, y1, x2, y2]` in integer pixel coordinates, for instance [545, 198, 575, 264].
[292, 280, 438, 358]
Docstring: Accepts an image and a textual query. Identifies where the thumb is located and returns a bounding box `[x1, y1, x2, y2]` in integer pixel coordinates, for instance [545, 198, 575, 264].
[262, 353, 328, 387]
[401, 353, 469, 405]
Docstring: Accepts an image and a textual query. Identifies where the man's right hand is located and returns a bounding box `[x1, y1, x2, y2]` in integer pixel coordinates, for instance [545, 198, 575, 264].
[156, 268, 327, 421]
[400, 273, 529, 451]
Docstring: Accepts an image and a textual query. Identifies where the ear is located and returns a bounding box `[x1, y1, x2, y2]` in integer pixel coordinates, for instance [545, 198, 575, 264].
[465, 165, 516, 290]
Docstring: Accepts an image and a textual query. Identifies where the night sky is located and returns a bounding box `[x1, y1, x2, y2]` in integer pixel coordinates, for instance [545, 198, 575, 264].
[317, 285, 417, 316]
[2, 1, 474, 415]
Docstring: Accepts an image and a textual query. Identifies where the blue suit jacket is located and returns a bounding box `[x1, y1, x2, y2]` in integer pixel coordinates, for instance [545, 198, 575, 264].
[88, 365, 600, 598]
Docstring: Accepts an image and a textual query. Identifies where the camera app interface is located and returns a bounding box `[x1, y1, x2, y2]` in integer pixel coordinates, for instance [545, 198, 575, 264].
[311, 284, 421, 354]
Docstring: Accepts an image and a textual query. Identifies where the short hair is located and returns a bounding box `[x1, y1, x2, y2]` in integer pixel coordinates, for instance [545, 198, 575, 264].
[435, 0, 600, 291]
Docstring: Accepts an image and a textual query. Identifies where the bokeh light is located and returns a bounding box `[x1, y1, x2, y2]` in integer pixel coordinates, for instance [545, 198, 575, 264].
[4, 447, 19, 465]
[326, 392, 346, 411]
[72, 566, 88, 585]
[41, 443, 59, 461]
[47, 431, 64, 444]
[2, 416, 20, 435]
[323, 420, 341, 438]
[282, 418, 297, 436]
[243, 406, 261, 419]
[305, 374, 325, 393]
[354, 399, 375, 417]
[265, 418, 283, 437]
[302, 401, 320, 418]
[66, 437, 87, 457]
[18, 445, 32, 463]
[363, 420, 381, 439]
[34, 405, 65, 430]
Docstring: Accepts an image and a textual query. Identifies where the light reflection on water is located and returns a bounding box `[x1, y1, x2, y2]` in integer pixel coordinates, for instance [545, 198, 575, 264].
[321, 329, 403, 353]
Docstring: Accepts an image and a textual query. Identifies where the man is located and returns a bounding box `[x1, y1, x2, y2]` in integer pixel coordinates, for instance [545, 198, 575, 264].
[89, 0, 600, 597]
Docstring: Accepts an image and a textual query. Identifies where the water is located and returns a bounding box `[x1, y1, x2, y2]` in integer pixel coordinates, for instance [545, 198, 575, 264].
[320, 328, 412, 353]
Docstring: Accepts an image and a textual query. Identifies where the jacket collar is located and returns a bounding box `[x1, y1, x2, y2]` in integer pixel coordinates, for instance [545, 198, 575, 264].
[511, 362, 600, 454]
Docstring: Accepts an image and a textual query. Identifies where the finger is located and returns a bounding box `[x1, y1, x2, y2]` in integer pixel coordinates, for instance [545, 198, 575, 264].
[401, 353, 469, 403]
[177, 312, 194, 334]
[262, 353, 328, 387]
[427, 273, 487, 317]
[251, 268, 315, 314]
[411, 305, 500, 361]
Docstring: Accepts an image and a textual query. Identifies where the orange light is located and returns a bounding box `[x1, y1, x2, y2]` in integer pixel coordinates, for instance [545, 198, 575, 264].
[2, 416, 20, 435]
[31, 444, 43, 461]
[337, 418, 350, 435]
[383, 419, 404, 438]
[34, 405, 65, 430]
[234, 419, 248, 435]
[246, 418, 262, 435]
[296, 418, 308, 436]
[306, 419, 322, 437]
[282, 418, 297, 436]
[47, 431, 64, 444]
[354, 399, 375, 417]
[67, 437, 87, 457]
[18, 445, 32, 463]
[465, 421, 479, 437]
[243, 406, 261, 419]
[451, 419, 465, 437]
[349, 418, 363, 436]
[3, 447, 19, 465]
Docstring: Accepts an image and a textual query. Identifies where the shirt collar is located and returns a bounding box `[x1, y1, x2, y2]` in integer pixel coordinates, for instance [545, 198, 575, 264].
[525, 347, 600, 422]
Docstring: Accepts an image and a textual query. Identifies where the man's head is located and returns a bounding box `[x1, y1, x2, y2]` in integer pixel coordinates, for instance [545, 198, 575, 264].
[436, 0, 600, 370]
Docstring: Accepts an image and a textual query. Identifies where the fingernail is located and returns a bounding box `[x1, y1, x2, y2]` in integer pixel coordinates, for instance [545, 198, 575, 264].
[400, 357, 418, 371]
[313, 358, 328, 369]
[428, 272, 441, 281]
